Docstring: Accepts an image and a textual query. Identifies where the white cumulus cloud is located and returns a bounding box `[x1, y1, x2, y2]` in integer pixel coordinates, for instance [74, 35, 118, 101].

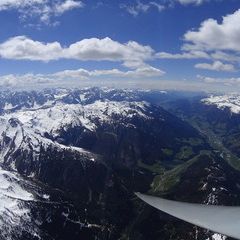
[0, 36, 155, 69]
[156, 9, 240, 72]
[55, 0, 83, 14]
[183, 9, 240, 52]
[0, 36, 63, 61]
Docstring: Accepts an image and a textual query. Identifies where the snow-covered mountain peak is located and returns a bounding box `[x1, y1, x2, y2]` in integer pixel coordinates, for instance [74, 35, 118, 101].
[0, 89, 155, 176]
[202, 94, 240, 114]
[3, 99, 151, 136]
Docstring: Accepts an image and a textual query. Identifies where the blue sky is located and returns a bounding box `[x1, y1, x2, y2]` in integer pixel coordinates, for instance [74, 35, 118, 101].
[0, 0, 239, 91]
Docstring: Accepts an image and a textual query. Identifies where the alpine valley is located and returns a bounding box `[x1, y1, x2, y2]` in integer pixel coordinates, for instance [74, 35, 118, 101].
[1, 87, 240, 240]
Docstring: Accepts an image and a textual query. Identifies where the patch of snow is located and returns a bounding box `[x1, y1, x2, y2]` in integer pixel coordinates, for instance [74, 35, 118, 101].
[3, 103, 14, 110]
[42, 194, 50, 200]
[80, 93, 87, 101]
[211, 233, 226, 240]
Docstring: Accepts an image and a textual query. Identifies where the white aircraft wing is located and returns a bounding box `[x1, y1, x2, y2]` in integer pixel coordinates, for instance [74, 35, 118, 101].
[136, 192, 240, 240]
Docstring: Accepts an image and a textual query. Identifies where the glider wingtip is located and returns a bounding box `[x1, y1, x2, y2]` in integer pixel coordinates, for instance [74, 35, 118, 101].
[135, 192, 151, 202]
[135, 192, 143, 198]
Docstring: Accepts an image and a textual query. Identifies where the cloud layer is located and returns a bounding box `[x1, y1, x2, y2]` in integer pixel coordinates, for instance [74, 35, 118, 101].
[0, 66, 165, 87]
[198, 75, 240, 86]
